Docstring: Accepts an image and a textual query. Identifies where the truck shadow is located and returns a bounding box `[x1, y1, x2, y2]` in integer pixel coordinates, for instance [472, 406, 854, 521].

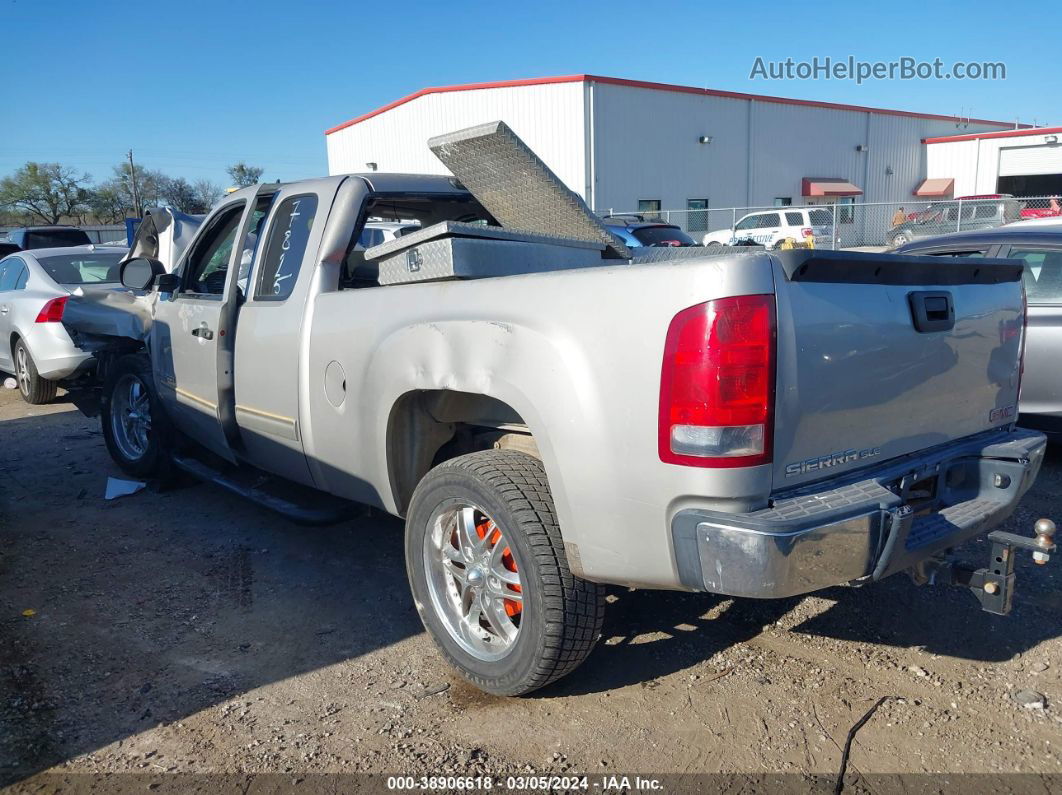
[2, 406, 1059, 783]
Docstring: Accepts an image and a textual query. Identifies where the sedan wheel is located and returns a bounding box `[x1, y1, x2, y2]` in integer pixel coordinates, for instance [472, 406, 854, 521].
[13, 340, 57, 404]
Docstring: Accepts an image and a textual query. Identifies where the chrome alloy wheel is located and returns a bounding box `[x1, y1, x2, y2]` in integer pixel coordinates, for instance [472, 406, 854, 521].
[15, 345, 30, 397]
[110, 373, 152, 461]
[423, 502, 524, 661]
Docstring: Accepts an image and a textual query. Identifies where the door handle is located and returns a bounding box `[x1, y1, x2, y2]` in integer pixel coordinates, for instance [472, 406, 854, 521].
[191, 324, 214, 340]
[0, 306, 8, 315]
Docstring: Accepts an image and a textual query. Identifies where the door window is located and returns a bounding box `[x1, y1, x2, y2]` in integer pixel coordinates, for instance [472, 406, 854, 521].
[734, 214, 760, 231]
[184, 202, 247, 296]
[686, 199, 709, 232]
[837, 197, 855, 224]
[757, 213, 781, 228]
[0, 259, 24, 291]
[1006, 248, 1062, 304]
[926, 250, 987, 258]
[784, 212, 804, 226]
[254, 194, 319, 301]
[637, 199, 662, 221]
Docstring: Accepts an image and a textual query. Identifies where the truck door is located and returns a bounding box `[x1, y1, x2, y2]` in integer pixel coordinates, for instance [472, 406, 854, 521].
[231, 179, 340, 486]
[150, 197, 254, 461]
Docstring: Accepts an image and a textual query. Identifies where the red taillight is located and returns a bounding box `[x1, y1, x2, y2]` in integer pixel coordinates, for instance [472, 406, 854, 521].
[801, 227, 813, 238]
[659, 294, 776, 468]
[35, 295, 68, 323]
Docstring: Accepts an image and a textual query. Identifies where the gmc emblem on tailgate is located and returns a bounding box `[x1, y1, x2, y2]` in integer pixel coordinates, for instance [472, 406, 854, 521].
[989, 405, 1017, 424]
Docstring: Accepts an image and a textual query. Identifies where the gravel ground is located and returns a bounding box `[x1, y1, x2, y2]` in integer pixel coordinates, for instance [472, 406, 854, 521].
[1, 386, 1061, 792]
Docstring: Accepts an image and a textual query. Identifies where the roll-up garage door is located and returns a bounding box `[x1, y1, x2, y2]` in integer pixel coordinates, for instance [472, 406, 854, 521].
[998, 144, 1062, 177]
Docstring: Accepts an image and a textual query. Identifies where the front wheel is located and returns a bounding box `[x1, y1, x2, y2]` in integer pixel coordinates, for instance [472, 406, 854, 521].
[101, 354, 174, 478]
[406, 450, 605, 696]
[890, 230, 912, 248]
[14, 339, 57, 404]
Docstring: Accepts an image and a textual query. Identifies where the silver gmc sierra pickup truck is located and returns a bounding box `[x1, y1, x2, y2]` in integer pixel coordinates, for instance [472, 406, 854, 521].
[64, 122, 1055, 696]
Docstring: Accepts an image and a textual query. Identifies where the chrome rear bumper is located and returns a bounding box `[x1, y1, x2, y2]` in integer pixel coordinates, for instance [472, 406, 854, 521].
[671, 428, 1046, 598]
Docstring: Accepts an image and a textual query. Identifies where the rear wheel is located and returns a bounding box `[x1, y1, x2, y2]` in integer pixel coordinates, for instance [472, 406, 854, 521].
[406, 450, 605, 696]
[14, 339, 57, 405]
[101, 354, 174, 478]
[890, 230, 912, 247]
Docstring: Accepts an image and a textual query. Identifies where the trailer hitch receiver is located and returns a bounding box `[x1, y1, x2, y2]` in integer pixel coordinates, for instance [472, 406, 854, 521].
[912, 518, 1056, 615]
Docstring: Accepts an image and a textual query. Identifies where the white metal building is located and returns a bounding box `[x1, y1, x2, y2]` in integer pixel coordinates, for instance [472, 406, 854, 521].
[925, 127, 1062, 198]
[325, 75, 1020, 224]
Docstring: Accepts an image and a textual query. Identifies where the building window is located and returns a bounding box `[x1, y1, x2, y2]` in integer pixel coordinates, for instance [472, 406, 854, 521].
[773, 197, 792, 207]
[638, 199, 661, 221]
[837, 196, 855, 224]
[687, 199, 709, 232]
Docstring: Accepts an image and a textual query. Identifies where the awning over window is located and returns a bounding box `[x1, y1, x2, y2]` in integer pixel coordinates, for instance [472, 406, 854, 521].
[913, 177, 955, 197]
[801, 178, 863, 197]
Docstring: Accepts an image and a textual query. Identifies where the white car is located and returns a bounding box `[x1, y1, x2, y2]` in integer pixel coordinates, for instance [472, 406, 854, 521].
[0, 245, 128, 403]
[702, 207, 835, 249]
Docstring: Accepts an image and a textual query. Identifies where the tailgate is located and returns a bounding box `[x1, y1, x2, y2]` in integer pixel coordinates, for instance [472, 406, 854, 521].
[771, 250, 1026, 488]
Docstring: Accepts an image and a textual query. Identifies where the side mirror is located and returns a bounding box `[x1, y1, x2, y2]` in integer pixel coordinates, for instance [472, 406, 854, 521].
[120, 257, 166, 290]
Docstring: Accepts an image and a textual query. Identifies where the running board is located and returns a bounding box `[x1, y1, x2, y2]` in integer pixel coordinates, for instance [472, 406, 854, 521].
[171, 454, 359, 526]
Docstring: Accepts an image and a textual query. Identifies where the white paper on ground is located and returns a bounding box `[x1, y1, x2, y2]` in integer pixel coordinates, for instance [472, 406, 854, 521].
[2, 378, 16, 390]
[105, 477, 146, 500]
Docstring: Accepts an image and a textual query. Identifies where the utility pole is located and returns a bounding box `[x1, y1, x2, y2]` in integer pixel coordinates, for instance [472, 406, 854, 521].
[127, 149, 142, 219]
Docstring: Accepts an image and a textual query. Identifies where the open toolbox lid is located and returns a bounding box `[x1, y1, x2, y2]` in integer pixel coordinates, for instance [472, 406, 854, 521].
[427, 120, 632, 259]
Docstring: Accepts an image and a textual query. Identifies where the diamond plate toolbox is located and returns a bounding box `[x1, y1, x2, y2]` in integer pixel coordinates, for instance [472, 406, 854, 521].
[367, 221, 606, 285]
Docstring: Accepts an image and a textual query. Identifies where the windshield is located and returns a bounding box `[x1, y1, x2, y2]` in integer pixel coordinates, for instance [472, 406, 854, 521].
[38, 252, 126, 285]
[632, 226, 697, 247]
[25, 229, 91, 249]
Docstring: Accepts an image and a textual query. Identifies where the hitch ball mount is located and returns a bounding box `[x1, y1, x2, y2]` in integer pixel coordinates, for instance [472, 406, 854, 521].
[913, 518, 1056, 615]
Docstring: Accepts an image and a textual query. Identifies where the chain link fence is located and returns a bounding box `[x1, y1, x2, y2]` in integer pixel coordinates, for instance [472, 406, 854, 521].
[601, 195, 1062, 250]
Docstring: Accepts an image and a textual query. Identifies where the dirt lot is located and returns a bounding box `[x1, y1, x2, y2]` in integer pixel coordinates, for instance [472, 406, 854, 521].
[2, 385, 1061, 792]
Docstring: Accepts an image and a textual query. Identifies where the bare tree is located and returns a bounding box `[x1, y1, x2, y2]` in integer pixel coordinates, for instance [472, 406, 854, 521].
[192, 179, 223, 211]
[0, 162, 91, 224]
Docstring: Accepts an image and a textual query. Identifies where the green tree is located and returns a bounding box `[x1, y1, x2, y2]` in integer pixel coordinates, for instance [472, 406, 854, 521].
[86, 182, 130, 224]
[0, 162, 91, 224]
[226, 161, 264, 188]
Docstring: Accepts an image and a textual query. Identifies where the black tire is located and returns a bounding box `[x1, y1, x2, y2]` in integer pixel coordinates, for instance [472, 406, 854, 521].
[705, 241, 722, 249]
[406, 450, 605, 696]
[890, 231, 912, 248]
[13, 338, 57, 405]
[100, 354, 174, 479]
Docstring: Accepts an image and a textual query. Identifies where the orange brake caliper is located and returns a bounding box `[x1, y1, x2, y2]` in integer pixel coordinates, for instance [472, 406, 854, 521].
[476, 518, 522, 617]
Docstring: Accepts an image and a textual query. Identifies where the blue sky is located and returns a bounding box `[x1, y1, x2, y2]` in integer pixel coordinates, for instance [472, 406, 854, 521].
[3, 0, 1059, 187]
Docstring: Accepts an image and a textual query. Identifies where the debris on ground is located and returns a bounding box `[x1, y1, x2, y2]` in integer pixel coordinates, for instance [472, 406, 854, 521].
[104, 477, 146, 500]
[1013, 689, 1047, 710]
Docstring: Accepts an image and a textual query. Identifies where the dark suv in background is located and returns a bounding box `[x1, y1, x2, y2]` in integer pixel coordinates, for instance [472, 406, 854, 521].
[0, 226, 92, 257]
